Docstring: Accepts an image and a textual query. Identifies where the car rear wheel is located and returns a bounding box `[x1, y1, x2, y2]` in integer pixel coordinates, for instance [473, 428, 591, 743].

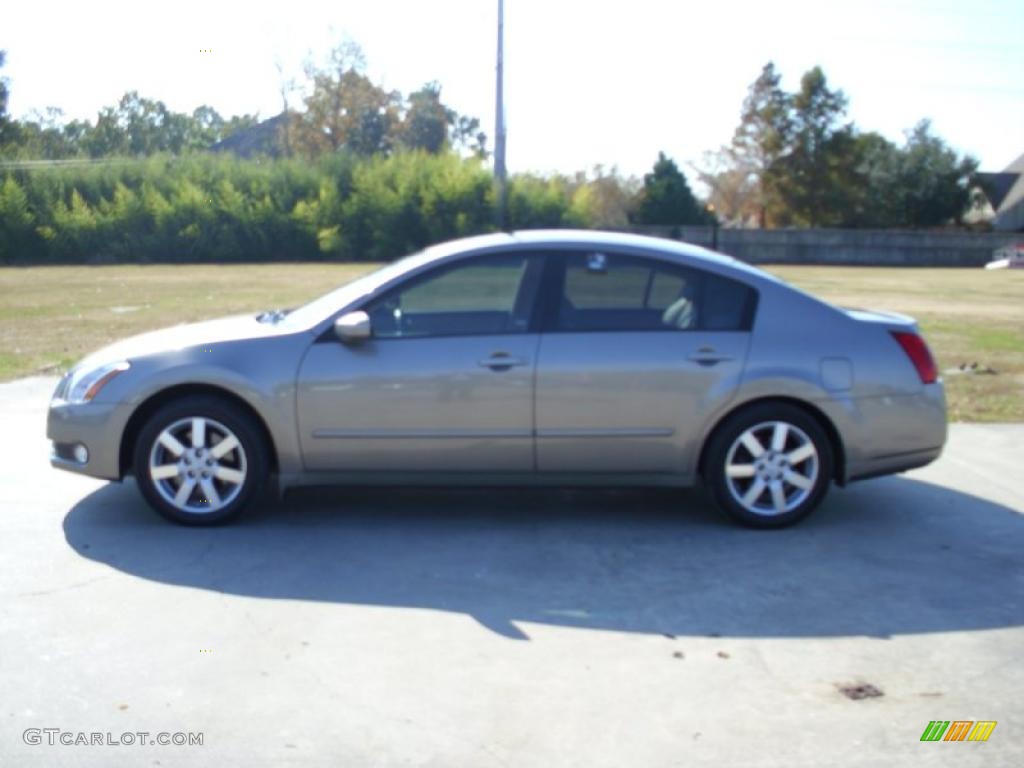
[705, 403, 833, 528]
[132, 396, 267, 525]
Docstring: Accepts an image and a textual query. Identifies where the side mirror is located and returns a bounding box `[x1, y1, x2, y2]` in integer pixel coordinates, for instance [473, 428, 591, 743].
[334, 310, 372, 343]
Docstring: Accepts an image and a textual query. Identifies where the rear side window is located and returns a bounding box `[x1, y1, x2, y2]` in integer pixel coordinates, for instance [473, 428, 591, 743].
[553, 252, 756, 332]
[703, 272, 757, 331]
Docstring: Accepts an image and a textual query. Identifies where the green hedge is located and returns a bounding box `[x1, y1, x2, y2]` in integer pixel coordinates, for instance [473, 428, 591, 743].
[0, 152, 582, 263]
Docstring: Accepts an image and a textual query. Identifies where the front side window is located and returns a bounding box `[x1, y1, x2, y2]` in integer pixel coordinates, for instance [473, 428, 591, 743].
[366, 253, 542, 338]
[554, 252, 756, 332]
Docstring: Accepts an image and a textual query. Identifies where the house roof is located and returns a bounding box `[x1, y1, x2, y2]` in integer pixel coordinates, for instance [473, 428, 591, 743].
[977, 152, 1024, 231]
[210, 113, 288, 158]
[976, 171, 1019, 210]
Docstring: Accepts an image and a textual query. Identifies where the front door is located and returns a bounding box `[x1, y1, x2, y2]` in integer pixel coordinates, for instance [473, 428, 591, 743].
[297, 252, 544, 472]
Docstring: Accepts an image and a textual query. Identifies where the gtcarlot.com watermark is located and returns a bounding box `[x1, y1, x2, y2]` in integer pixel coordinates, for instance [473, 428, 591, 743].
[24, 729, 203, 747]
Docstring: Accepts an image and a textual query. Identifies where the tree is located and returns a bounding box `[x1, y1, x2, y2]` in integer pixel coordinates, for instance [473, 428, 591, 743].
[290, 41, 485, 160]
[731, 62, 792, 226]
[632, 152, 707, 226]
[189, 105, 225, 146]
[695, 149, 760, 226]
[451, 114, 488, 159]
[696, 63, 794, 226]
[274, 60, 298, 157]
[221, 114, 259, 140]
[896, 120, 977, 227]
[397, 82, 452, 153]
[71, 93, 252, 157]
[118, 92, 171, 154]
[393, 82, 488, 158]
[61, 118, 93, 150]
[292, 40, 401, 157]
[82, 104, 128, 156]
[17, 107, 79, 158]
[844, 131, 904, 227]
[836, 123, 975, 228]
[768, 67, 853, 226]
[0, 176, 41, 258]
[569, 165, 638, 228]
[81, 92, 178, 156]
[705, 62, 978, 229]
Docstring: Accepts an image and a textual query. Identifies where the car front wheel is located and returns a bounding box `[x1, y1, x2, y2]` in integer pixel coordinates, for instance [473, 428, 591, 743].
[132, 396, 267, 525]
[705, 403, 833, 528]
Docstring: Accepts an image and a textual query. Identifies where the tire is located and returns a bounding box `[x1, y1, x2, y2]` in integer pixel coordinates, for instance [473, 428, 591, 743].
[132, 395, 268, 525]
[704, 403, 833, 529]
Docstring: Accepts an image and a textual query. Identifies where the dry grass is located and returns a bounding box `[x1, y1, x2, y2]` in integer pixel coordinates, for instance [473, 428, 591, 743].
[0, 264, 369, 380]
[1, 263, 1021, 421]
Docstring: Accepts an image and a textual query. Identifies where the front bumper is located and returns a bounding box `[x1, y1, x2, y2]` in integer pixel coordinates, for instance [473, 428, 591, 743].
[47, 397, 131, 481]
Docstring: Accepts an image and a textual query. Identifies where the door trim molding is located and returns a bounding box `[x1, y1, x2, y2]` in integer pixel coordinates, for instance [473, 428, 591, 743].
[312, 428, 533, 440]
[312, 427, 673, 440]
[536, 427, 675, 439]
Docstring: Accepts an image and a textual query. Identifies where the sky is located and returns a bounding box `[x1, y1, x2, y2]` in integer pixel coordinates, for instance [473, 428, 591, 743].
[2, 0, 1022, 181]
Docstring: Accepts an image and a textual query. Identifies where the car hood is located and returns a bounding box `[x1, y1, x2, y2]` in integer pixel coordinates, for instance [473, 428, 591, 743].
[75, 314, 295, 371]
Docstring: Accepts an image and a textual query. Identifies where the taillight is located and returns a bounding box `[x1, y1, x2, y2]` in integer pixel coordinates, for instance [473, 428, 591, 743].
[891, 331, 938, 384]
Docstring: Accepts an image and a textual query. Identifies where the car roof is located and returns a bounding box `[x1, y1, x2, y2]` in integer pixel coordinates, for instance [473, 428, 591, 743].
[421, 229, 778, 283]
[301, 229, 796, 334]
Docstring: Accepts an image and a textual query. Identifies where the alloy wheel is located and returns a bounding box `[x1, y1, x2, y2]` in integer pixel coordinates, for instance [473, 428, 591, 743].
[148, 416, 248, 514]
[723, 420, 819, 517]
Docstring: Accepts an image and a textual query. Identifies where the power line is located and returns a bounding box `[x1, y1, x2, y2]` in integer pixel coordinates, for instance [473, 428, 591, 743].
[0, 157, 142, 169]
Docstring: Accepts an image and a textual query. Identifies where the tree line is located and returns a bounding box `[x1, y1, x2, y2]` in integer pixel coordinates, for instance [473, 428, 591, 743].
[0, 152, 597, 264]
[0, 46, 982, 264]
[0, 43, 486, 161]
[698, 63, 977, 228]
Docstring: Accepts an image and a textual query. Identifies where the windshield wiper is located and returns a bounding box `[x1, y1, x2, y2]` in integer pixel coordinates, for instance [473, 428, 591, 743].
[255, 308, 293, 324]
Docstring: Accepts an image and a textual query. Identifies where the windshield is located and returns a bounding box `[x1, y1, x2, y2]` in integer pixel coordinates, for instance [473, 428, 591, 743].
[279, 236, 512, 328]
[279, 250, 433, 329]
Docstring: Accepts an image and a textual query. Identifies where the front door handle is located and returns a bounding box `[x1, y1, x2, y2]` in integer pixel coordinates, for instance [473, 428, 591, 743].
[478, 352, 528, 371]
[687, 347, 734, 365]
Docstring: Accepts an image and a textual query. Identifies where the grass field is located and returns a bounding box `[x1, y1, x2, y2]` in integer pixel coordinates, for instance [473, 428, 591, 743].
[1, 263, 1021, 421]
[766, 266, 1024, 422]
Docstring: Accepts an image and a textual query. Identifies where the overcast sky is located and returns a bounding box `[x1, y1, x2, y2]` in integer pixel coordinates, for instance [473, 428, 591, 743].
[3, 0, 1022, 179]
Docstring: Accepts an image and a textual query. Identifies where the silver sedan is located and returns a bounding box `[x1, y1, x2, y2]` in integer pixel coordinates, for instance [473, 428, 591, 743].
[47, 231, 946, 527]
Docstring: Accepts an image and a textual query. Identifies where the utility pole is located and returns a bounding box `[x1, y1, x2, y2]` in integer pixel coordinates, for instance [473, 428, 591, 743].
[494, 0, 508, 230]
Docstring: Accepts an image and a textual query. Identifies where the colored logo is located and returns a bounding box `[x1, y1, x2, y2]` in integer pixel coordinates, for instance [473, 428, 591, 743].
[920, 721, 997, 742]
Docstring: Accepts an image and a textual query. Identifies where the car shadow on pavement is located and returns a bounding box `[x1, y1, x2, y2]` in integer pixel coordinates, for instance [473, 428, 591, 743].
[62, 476, 1023, 640]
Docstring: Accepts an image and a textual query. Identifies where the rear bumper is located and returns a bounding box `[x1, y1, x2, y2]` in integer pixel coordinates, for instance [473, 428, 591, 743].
[846, 445, 943, 482]
[834, 383, 947, 483]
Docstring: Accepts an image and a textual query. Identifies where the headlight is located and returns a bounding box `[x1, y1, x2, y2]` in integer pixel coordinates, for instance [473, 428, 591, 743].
[65, 361, 131, 404]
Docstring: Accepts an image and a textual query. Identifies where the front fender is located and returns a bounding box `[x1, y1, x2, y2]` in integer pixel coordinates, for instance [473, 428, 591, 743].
[106, 338, 308, 477]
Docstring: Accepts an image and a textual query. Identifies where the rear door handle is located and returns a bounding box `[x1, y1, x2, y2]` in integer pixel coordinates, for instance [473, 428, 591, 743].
[478, 353, 528, 370]
[687, 347, 734, 365]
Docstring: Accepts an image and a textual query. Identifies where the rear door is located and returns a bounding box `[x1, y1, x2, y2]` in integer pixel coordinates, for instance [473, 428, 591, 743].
[534, 251, 755, 474]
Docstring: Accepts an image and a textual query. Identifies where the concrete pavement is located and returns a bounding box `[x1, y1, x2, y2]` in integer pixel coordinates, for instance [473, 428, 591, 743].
[1, 376, 1021, 767]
